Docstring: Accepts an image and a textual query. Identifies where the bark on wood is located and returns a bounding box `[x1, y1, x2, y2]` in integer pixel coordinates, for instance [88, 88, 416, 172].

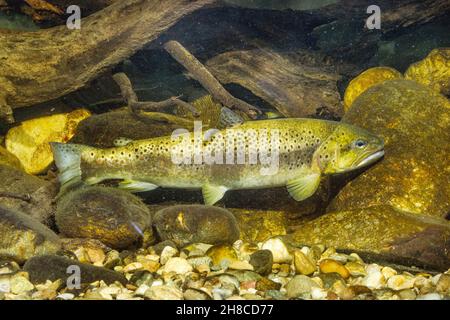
[206, 48, 344, 118]
[164, 40, 261, 119]
[314, 0, 450, 30]
[0, 0, 214, 123]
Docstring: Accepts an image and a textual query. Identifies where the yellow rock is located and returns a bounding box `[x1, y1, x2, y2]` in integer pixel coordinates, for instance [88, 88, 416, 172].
[405, 48, 450, 95]
[206, 245, 239, 269]
[293, 249, 316, 276]
[319, 259, 350, 279]
[229, 208, 287, 243]
[345, 261, 366, 277]
[5, 109, 91, 174]
[343, 67, 403, 111]
[0, 145, 23, 170]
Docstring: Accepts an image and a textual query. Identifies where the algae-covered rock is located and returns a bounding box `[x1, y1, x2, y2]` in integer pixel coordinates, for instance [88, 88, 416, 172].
[5, 109, 90, 174]
[0, 146, 23, 170]
[153, 205, 240, 247]
[229, 208, 287, 243]
[23, 255, 127, 285]
[71, 108, 191, 148]
[71, 96, 237, 148]
[343, 67, 403, 111]
[405, 48, 450, 96]
[0, 206, 61, 264]
[333, 79, 450, 218]
[288, 206, 450, 271]
[56, 186, 151, 249]
[225, 179, 331, 224]
[0, 165, 57, 225]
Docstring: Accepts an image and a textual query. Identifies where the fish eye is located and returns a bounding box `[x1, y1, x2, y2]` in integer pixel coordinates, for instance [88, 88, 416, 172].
[354, 139, 367, 148]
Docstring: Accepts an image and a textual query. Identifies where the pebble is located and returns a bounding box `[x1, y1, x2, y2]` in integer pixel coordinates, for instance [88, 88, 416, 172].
[212, 287, 234, 300]
[160, 246, 179, 265]
[398, 289, 417, 300]
[285, 275, 319, 299]
[311, 287, 328, 300]
[135, 284, 150, 296]
[162, 257, 193, 274]
[228, 260, 254, 271]
[345, 261, 366, 277]
[145, 285, 183, 300]
[196, 264, 210, 274]
[293, 249, 316, 276]
[56, 293, 75, 300]
[381, 266, 398, 279]
[228, 271, 261, 283]
[261, 238, 292, 263]
[0, 276, 11, 293]
[279, 264, 291, 277]
[416, 293, 442, 300]
[183, 288, 211, 300]
[10, 274, 34, 294]
[318, 273, 345, 290]
[332, 281, 355, 300]
[123, 262, 143, 273]
[436, 274, 450, 295]
[255, 277, 281, 291]
[387, 275, 415, 290]
[206, 245, 239, 270]
[153, 240, 177, 255]
[249, 250, 273, 276]
[361, 264, 385, 289]
[319, 259, 350, 279]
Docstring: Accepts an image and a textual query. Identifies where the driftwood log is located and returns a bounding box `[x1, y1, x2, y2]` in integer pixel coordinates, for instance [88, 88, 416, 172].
[0, 0, 214, 123]
[206, 48, 345, 118]
[1, 0, 449, 123]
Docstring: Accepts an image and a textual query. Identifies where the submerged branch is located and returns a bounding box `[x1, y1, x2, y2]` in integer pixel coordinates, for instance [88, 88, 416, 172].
[164, 40, 262, 119]
[112, 72, 199, 124]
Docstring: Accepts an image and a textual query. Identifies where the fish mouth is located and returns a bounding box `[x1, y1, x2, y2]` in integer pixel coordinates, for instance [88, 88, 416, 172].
[354, 149, 385, 169]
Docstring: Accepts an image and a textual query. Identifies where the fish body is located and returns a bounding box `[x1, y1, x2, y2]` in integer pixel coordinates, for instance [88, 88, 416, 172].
[51, 118, 384, 205]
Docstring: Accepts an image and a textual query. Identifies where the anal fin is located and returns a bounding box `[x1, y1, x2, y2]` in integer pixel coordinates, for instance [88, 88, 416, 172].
[287, 172, 321, 202]
[202, 184, 228, 205]
[118, 180, 158, 193]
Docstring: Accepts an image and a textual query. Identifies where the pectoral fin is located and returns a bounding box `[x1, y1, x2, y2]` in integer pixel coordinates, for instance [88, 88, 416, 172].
[286, 173, 321, 202]
[202, 184, 228, 205]
[118, 180, 159, 193]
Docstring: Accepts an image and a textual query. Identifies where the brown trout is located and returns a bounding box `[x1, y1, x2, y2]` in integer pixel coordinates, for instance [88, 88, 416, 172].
[51, 118, 384, 205]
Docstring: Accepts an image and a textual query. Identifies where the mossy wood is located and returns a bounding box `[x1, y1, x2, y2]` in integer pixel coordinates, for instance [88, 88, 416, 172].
[0, 0, 214, 123]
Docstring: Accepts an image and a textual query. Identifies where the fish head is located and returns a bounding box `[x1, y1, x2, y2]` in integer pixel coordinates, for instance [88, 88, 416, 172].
[315, 123, 384, 175]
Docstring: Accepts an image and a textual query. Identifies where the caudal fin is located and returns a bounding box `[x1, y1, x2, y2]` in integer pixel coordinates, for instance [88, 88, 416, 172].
[50, 142, 84, 190]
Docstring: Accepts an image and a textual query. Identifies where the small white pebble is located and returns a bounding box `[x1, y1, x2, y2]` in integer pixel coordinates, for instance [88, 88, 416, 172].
[56, 293, 74, 300]
[311, 287, 327, 300]
[261, 238, 291, 263]
[416, 293, 442, 300]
